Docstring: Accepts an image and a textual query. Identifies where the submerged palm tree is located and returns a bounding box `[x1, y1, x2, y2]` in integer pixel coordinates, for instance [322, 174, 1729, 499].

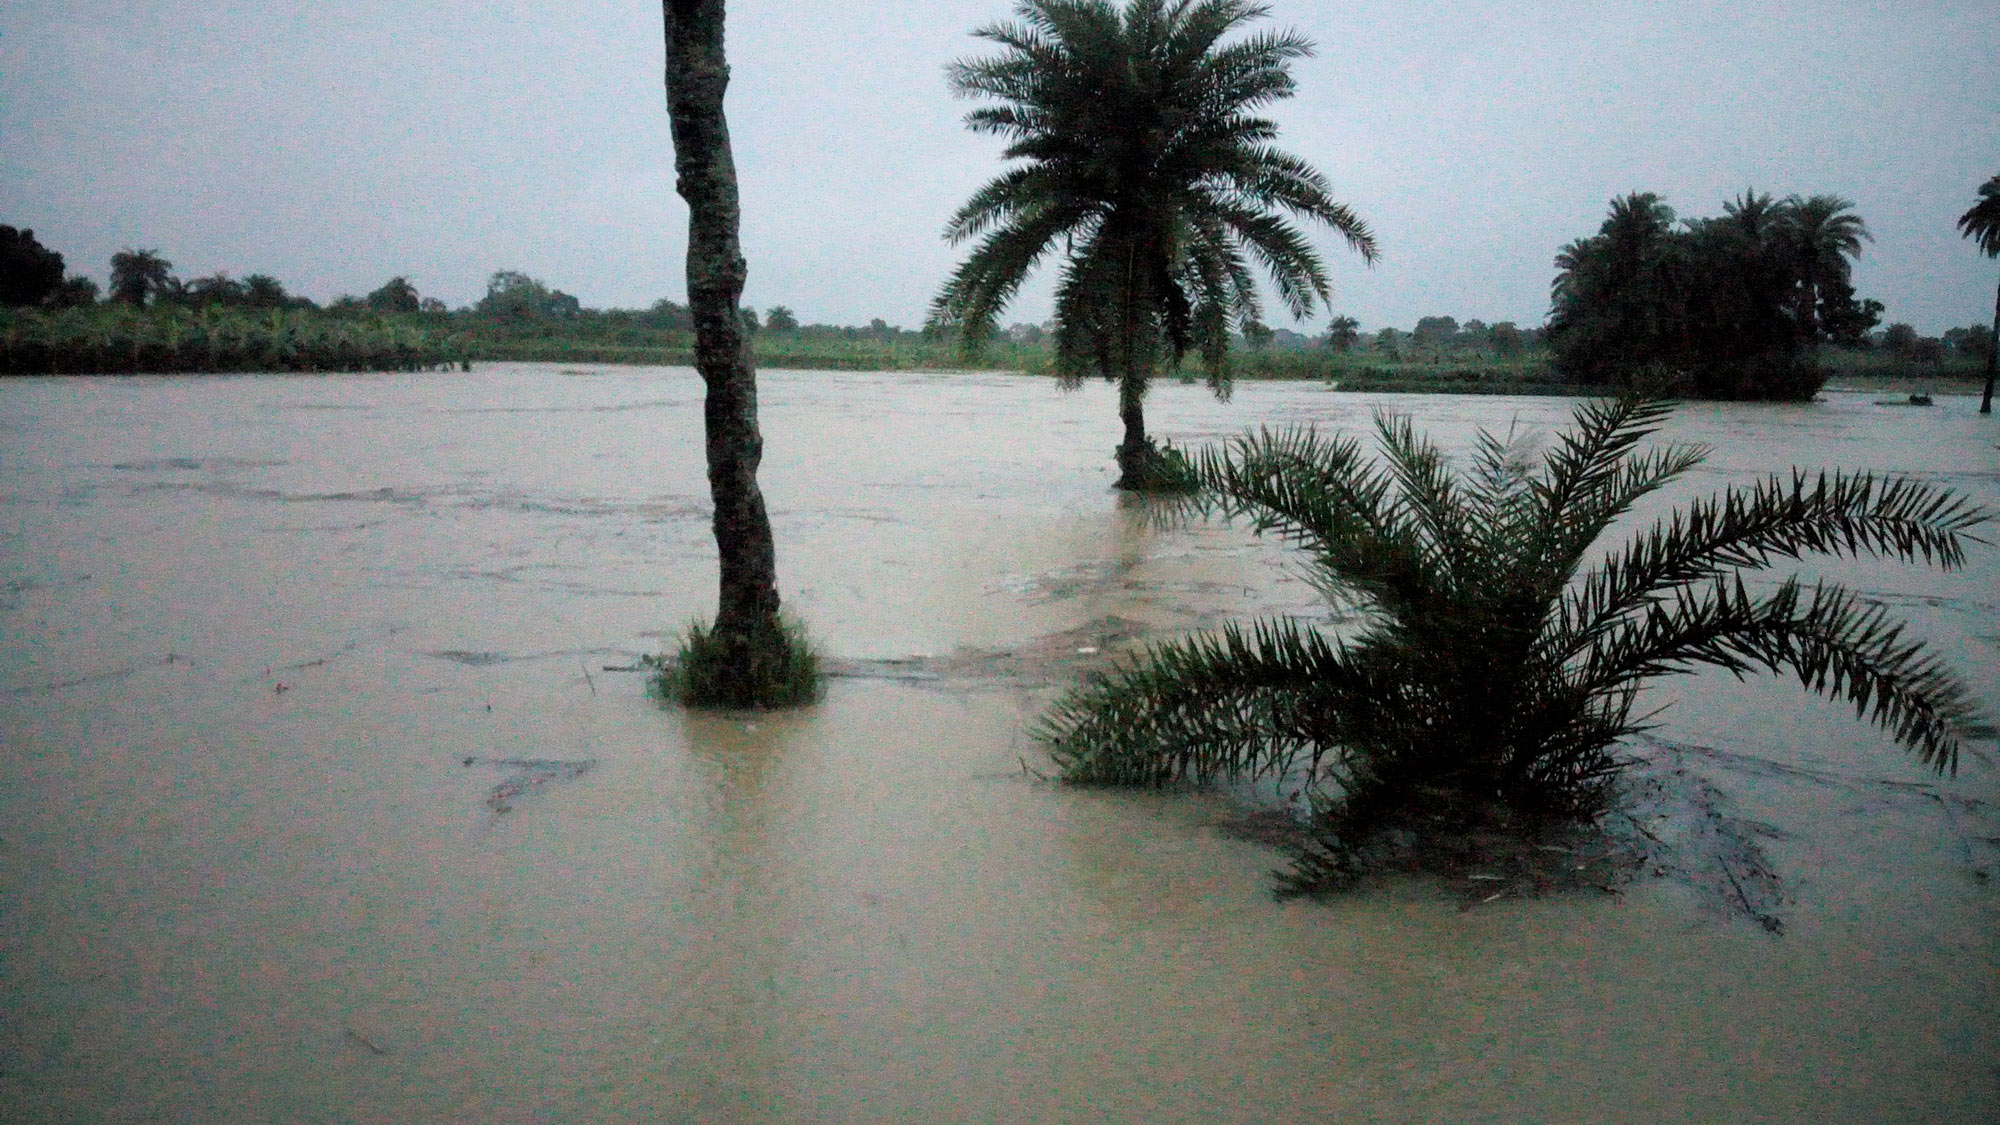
[930, 0, 1378, 487]
[1958, 173, 2000, 414]
[1042, 395, 1989, 892]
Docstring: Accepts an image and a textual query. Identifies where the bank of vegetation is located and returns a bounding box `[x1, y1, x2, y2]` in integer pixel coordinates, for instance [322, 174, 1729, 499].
[0, 207, 1990, 390]
[0, 302, 466, 375]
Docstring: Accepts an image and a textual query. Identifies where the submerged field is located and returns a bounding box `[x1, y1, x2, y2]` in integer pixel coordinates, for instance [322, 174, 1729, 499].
[2, 365, 1996, 1120]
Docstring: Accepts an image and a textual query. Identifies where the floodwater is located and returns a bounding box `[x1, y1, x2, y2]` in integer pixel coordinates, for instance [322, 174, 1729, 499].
[2, 364, 1996, 1122]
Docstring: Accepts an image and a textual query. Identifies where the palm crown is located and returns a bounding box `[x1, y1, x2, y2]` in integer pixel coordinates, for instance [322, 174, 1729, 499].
[1783, 193, 1870, 341]
[1960, 173, 2000, 414]
[1958, 174, 2000, 258]
[1041, 396, 1990, 892]
[931, 0, 1377, 482]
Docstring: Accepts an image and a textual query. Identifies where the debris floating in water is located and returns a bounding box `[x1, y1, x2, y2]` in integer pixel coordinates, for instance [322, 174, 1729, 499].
[464, 757, 596, 814]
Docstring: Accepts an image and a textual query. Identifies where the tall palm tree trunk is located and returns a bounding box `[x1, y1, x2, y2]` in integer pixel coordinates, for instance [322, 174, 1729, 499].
[1796, 268, 1820, 353]
[1116, 370, 1148, 483]
[663, 0, 783, 642]
[1113, 233, 1152, 487]
[1982, 276, 1997, 415]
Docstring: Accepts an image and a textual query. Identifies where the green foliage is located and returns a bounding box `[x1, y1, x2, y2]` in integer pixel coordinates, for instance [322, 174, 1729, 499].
[1815, 345, 1988, 384]
[1815, 277, 1882, 347]
[1548, 191, 1879, 399]
[0, 226, 67, 307]
[49, 276, 98, 308]
[1411, 315, 1459, 347]
[367, 276, 421, 314]
[764, 305, 798, 331]
[474, 270, 580, 321]
[1944, 325, 1995, 361]
[160, 271, 315, 312]
[243, 274, 290, 308]
[0, 304, 464, 374]
[1114, 436, 1199, 494]
[1040, 395, 1990, 894]
[182, 272, 247, 306]
[649, 298, 693, 332]
[646, 614, 822, 710]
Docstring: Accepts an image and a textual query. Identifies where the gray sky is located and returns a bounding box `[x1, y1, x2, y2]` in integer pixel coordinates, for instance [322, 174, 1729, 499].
[4, 0, 1995, 333]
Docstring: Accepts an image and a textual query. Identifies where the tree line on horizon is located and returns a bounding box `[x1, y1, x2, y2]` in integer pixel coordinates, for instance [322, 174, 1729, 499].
[3, 224, 1988, 380]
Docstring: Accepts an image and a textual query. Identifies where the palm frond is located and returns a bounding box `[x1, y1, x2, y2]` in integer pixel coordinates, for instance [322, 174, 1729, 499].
[1041, 617, 1373, 787]
[1370, 411, 1476, 596]
[1554, 467, 1990, 664]
[1580, 577, 1977, 771]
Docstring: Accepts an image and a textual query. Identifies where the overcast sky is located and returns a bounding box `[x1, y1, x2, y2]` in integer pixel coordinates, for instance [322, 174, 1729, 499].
[3, 0, 1995, 332]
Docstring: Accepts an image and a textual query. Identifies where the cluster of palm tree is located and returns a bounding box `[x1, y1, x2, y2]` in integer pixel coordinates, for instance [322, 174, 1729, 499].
[929, 0, 1377, 487]
[1547, 191, 1880, 399]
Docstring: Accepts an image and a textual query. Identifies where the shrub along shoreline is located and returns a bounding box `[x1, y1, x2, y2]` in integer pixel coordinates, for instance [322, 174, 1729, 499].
[0, 305, 464, 374]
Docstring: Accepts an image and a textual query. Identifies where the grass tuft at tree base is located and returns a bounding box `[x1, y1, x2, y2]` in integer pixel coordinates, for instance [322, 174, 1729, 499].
[644, 614, 822, 710]
[1113, 438, 1200, 493]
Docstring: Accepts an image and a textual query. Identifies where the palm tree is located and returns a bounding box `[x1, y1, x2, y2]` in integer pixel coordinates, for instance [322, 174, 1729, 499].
[1041, 395, 1989, 893]
[1783, 194, 1870, 346]
[1325, 315, 1360, 352]
[1548, 192, 1677, 381]
[242, 275, 289, 308]
[659, 0, 817, 707]
[1714, 189, 1798, 353]
[1958, 173, 2000, 414]
[931, 0, 1378, 487]
[109, 249, 174, 306]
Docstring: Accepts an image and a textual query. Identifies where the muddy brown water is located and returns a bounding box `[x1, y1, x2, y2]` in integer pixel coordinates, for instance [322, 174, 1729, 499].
[2, 365, 1996, 1122]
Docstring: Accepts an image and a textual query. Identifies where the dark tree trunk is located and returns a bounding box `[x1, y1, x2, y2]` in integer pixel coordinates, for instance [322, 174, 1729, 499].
[1982, 277, 1996, 415]
[663, 0, 782, 639]
[1115, 371, 1148, 485]
[1797, 265, 1820, 351]
[1111, 233, 1152, 488]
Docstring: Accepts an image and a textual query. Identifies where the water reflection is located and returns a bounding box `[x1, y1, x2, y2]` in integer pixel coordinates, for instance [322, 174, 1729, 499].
[661, 709, 808, 1117]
